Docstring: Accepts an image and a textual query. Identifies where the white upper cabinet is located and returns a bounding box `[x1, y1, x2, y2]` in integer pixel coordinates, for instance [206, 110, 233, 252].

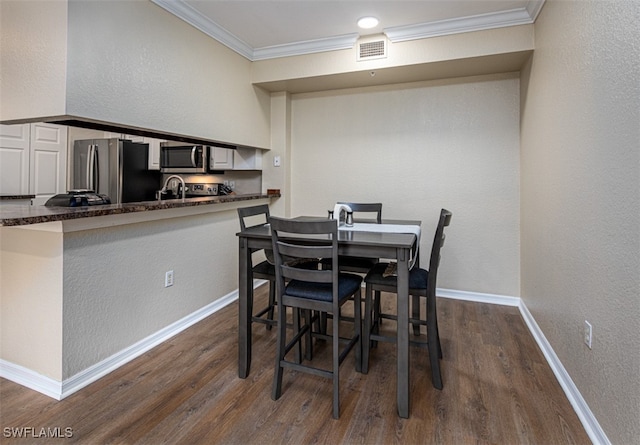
[210, 146, 234, 170]
[233, 147, 263, 170]
[0, 123, 67, 203]
[0, 124, 30, 195]
[29, 123, 68, 204]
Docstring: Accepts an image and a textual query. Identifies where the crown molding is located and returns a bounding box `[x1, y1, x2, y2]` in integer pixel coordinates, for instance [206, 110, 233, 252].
[253, 34, 359, 61]
[152, 0, 545, 61]
[384, 3, 543, 42]
[151, 0, 254, 59]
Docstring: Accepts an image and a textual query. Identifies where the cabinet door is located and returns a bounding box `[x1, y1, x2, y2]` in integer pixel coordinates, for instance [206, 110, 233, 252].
[30, 123, 68, 203]
[233, 147, 263, 170]
[211, 147, 234, 170]
[0, 124, 30, 195]
[148, 138, 162, 170]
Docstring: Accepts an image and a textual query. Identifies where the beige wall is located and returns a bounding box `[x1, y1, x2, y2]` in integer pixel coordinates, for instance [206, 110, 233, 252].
[520, 0, 640, 443]
[0, 0, 68, 122]
[60, 210, 241, 379]
[1, 227, 64, 380]
[1, 0, 271, 149]
[288, 74, 521, 296]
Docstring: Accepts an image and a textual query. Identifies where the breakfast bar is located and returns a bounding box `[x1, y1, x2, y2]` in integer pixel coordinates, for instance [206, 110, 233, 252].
[0, 194, 276, 399]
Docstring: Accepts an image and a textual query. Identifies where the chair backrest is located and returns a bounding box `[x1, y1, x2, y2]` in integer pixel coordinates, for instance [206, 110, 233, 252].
[427, 209, 452, 297]
[237, 204, 270, 231]
[337, 202, 382, 223]
[269, 216, 339, 302]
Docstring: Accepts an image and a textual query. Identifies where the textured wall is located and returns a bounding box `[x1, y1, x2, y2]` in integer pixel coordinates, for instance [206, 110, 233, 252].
[289, 74, 521, 296]
[1, 0, 271, 149]
[64, 0, 270, 148]
[61, 210, 240, 379]
[1, 227, 64, 380]
[0, 0, 68, 121]
[520, 0, 640, 443]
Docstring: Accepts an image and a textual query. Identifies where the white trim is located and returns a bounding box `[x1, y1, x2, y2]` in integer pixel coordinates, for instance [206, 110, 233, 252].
[436, 287, 520, 306]
[518, 302, 610, 445]
[0, 361, 63, 400]
[151, 0, 254, 60]
[252, 34, 359, 61]
[0, 286, 244, 400]
[2, 282, 608, 444]
[436, 288, 608, 445]
[384, 7, 534, 43]
[151, 0, 546, 61]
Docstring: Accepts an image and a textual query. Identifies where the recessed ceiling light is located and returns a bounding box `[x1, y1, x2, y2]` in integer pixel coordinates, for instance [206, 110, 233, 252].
[357, 16, 379, 29]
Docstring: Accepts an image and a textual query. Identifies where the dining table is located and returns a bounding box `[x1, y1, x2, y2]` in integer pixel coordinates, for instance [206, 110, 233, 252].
[236, 216, 421, 418]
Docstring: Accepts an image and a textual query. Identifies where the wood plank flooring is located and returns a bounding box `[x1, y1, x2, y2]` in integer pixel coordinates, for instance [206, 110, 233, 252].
[0, 285, 591, 444]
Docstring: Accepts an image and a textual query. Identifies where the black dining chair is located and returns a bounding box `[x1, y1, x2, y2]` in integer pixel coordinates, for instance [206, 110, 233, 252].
[269, 216, 362, 419]
[362, 208, 452, 390]
[237, 204, 278, 330]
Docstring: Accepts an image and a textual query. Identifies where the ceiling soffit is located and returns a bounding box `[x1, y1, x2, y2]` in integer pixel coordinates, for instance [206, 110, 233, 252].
[151, 0, 545, 61]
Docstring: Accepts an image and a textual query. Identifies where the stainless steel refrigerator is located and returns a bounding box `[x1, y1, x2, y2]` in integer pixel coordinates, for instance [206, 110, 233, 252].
[72, 138, 161, 204]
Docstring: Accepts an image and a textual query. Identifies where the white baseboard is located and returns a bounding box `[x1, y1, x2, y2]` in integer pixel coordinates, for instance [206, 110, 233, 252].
[0, 287, 241, 401]
[0, 360, 64, 400]
[517, 302, 609, 445]
[2, 284, 607, 444]
[436, 287, 520, 306]
[436, 288, 608, 445]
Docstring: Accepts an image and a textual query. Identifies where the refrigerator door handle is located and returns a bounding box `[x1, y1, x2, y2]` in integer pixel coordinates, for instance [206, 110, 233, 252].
[87, 144, 95, 191]
[190, 146, 197, 168]
[94, 145, 99, 192]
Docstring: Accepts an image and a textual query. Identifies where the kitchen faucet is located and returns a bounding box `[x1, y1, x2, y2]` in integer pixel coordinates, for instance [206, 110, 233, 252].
[159, 175, 186, 202]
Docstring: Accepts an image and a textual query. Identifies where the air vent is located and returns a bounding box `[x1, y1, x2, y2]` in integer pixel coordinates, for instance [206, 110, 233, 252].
[357, 38, 387, 61]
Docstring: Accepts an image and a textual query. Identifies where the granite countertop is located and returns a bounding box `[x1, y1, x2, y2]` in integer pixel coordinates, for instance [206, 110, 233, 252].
[0, 193, 279, 227]
[0, 195, 35, 200]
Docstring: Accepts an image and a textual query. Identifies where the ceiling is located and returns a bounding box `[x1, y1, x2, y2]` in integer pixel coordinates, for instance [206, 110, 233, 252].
[151, 0, 545, 61]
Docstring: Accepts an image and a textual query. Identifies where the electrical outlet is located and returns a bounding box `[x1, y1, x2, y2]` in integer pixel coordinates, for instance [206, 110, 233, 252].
[273, 155, 281, 167]
[223, 180, 229, 186]
[229, 181, 235, 190]
[584, 320, 592, 349]
[165, 270, 174, 288]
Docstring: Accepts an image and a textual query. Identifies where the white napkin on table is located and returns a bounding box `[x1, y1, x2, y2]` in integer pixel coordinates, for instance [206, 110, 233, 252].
[332, 203, 352, 221]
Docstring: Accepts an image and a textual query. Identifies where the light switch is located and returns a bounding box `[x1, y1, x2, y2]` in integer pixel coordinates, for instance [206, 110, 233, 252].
[273, 156, 281, 167]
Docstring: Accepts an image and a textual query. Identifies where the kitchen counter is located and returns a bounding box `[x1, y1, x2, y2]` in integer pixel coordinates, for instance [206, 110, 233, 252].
[0, 193, 279, 227]
[0, 194, 35, 200]
[1, 191, 280, 397]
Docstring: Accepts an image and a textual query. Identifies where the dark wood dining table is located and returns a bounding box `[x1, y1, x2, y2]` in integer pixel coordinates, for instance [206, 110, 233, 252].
[236, 216, 421, 418]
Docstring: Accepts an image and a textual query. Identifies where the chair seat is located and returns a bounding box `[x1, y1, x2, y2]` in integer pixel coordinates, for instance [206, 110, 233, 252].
[253, 258, 320, 277]
[364, 262, 429, 289]
[252, 259, 275, 276]
[285, 273, 363, 302]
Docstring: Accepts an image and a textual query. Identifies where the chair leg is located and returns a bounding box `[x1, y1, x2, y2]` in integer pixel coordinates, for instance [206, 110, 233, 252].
[372, 290, 381, 348]
[354, 288, 362, 373]
[266, 279, 276, 331]
[293, 308, 302, 364]
[427, 296, 443, 389]
[304, 309, 313, 361]
[332, 305, 340, 419]
[362, 283, 373, 374]
[435, 312, 443, 359]
[428, 319, 443, 390]
[272, 299, 286, 401]
[412, 294, 421, 336]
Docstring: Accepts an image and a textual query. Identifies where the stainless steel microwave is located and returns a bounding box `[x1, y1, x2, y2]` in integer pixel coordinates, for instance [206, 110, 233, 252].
[160, 143, 209, 173]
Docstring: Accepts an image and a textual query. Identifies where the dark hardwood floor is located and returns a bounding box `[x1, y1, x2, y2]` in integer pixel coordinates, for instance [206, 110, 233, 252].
[1, 285, 591, 444]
